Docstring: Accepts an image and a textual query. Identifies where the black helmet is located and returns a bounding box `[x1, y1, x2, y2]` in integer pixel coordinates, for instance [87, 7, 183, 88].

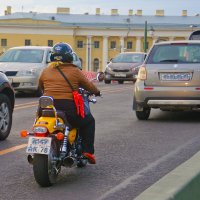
[50, 42, 73, 63]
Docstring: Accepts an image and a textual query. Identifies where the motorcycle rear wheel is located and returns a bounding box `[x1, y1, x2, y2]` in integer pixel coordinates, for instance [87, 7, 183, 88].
[33, 140, 60, 187]
[77, 158, 87, 168]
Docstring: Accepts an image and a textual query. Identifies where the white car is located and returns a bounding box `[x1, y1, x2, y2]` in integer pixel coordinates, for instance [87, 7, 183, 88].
[0, 46, 52, 96]
[0, 46, 82, 96]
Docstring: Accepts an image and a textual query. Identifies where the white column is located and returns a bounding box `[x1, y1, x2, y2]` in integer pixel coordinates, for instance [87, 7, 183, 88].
[169, 36, 175, 41]
[136, 36, 141, 52]
[86, 36, 92, 71]
[102, 36, 108, 71]
[120, 36, 124, 53]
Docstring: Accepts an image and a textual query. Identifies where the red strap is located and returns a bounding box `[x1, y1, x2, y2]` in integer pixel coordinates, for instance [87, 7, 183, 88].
[72, 91, 85, 118]
[79, 94, 85, 118]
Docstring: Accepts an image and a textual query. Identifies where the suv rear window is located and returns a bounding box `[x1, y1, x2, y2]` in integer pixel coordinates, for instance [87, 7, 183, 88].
[147, 44, 200, 64]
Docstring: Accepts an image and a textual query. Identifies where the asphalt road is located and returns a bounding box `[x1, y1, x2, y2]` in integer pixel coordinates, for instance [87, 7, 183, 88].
[1, 82, 200, 200]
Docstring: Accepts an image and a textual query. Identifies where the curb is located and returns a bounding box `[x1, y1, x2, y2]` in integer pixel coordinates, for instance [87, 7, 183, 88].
[134, 151, 200, 200]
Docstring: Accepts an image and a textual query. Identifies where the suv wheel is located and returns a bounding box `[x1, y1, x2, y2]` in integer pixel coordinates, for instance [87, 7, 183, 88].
[136, 108, 151, 120]
[0, 94, 12, 140]
[118, 80, 124, 84]
[104, 80, 111, 84]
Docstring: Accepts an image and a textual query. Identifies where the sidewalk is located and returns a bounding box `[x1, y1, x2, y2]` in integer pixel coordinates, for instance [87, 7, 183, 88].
[134, 150, 200, 200]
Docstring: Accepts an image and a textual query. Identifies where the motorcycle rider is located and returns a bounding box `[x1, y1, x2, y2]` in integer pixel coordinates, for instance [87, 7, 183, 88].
[39, 42, 101, 164]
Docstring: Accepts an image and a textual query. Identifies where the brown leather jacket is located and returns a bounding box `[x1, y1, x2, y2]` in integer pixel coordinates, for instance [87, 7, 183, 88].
[39, 63, 100, 100]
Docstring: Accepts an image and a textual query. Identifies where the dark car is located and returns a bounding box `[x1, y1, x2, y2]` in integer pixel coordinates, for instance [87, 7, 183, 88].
[104, 52, 146, 84]
[0, 72, 15, 140]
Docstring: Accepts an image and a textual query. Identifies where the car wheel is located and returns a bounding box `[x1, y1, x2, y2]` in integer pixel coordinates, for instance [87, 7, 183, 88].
[0, 94, 12, 140]
[118, 80, 124, 84]
[135, 108, 151, 120]
[104, 80, 111, 84]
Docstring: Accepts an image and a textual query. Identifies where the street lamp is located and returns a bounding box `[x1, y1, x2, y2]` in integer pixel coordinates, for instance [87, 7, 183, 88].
[144, 21, 155, 53]
[144, 21, 148, 53]
[149, 26, 155, 37]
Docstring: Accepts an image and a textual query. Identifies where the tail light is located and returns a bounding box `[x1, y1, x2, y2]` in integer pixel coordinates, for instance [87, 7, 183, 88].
[33, 126, 48, 137]
[56, 132, 64, 140]
[137, 65, 147, 80]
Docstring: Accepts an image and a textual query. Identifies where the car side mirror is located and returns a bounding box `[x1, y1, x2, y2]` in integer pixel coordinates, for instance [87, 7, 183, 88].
[96, 72, 105, 82]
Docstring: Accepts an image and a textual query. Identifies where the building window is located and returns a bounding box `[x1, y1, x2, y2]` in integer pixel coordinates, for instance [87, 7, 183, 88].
[110, 41, 116, 49]
[77, 41, 83, 48]
[127, 41, 133, 49]
[94, 41, 100, 48]
[93, 58, 99, 72]
[48, 40, 53, 47]
[25, 39, 31, 46]
[1, 39, 7, 47]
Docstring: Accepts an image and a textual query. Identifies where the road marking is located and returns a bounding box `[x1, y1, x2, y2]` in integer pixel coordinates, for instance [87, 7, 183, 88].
[3, 86, 133, 157]
[96, 135, 200, 200]
[14, 103, 38, 110]
[15, 101, 38, 107]
[13, 86, 133, 111]
[0, 144, 27, 156]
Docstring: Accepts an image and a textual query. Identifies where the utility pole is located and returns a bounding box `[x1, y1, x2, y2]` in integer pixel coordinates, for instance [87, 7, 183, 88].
[144, 21, 148, 53]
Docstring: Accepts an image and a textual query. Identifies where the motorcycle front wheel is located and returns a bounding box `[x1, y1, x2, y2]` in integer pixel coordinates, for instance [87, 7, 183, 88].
[33, 139, 60, 187]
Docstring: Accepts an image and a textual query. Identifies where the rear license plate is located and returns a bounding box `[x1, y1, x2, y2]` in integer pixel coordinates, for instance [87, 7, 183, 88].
[115, 73, 126, 77]
[26, 137, 52, 155]
[160, 73, 192, 81]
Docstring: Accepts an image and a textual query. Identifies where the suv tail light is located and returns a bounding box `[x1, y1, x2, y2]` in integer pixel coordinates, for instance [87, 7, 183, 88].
[137, 65, 147, 80]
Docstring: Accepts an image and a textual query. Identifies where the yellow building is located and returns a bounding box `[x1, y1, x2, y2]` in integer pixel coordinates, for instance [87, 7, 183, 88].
[0, 6, 198, 71]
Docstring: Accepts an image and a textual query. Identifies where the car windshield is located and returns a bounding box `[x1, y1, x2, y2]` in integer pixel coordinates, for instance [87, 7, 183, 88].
[112, 53, 144, 63]
[147, 43, 200, 64]
[0, 49, 44, 63]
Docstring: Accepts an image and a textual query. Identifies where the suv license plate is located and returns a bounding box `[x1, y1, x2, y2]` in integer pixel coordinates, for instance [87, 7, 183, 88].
[160, 73, 192, 81]
[26, 137, 52, 155]
[115, 73, 126, 77]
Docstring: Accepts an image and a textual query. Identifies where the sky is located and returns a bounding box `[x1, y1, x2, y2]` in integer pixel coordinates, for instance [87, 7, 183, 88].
[0, 0, 200, 16]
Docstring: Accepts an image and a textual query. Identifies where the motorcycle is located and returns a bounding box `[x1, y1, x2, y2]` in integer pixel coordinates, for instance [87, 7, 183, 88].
[20, 72, 104, 187]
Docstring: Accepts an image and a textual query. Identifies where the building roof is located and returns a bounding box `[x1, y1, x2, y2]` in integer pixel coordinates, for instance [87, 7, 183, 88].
[0, 12, 200, 29]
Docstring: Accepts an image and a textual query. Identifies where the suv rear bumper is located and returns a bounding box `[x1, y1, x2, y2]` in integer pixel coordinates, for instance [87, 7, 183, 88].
[147, 100, 200, 106]
[134, 81, 200, 110]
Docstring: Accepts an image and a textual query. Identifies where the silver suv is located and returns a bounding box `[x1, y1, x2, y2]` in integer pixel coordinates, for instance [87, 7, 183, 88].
[133, 40, 200, 120]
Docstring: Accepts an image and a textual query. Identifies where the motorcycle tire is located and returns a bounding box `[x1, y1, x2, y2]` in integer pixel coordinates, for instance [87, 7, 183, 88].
[77, 158, 87, 168]
[33, 139, 60, 187]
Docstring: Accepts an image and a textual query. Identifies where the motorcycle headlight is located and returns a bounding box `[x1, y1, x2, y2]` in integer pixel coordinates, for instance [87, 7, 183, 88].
[18, 69, 37, 76]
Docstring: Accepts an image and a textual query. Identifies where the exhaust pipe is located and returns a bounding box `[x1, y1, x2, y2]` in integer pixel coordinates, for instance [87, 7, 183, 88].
[27, 154, 34, 165]
[63, 156, 77, 168]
